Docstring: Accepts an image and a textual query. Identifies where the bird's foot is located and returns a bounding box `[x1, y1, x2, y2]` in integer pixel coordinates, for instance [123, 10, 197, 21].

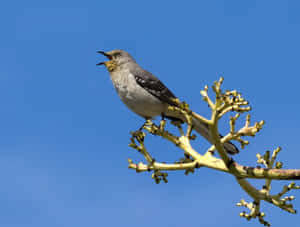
[130, 130, 146, 143]
[137, 118, 152, 131]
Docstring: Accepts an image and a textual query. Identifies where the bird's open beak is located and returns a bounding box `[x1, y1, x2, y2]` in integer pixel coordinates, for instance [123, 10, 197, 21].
[97, 51, 112, 66]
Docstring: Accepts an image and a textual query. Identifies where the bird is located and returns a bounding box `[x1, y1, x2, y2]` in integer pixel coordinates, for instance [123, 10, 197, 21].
[97, 49, 239, 154]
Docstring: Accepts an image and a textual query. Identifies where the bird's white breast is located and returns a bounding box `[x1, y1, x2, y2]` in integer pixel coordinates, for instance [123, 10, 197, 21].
[109, 69, 167, 118]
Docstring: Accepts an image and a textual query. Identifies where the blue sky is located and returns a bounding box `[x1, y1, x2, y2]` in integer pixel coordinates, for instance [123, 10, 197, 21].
[0, 0, 299, 226]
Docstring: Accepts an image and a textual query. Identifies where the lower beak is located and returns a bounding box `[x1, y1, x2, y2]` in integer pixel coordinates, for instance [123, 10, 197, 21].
[96, 62, 105, 66]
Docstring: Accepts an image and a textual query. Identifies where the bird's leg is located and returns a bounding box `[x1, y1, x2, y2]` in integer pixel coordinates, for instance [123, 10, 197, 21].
[138, 118, 152, 131]
[159, 114, 167, 131]
[131, 118, 152, 143]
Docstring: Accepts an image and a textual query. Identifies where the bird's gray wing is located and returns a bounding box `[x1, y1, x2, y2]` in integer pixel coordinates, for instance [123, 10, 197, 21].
[131, 67, 178, 106]
[131, 67, 239, 154]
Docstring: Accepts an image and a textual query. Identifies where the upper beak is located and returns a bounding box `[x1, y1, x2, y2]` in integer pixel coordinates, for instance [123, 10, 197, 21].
[97, 51, 112, 66]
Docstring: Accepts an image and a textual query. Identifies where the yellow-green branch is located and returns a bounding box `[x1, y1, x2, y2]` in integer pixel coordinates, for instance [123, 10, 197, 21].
[127, 77, 300, 226]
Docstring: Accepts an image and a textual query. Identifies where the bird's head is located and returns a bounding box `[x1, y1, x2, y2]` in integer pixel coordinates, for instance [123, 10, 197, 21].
[97, 49, 134, 72]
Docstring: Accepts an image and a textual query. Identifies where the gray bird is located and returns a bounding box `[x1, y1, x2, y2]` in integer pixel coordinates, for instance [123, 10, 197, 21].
[97, 49, 238, 154]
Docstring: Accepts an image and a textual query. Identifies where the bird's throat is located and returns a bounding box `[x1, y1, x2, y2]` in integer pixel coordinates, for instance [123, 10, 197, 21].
[104, 61, 118, 72]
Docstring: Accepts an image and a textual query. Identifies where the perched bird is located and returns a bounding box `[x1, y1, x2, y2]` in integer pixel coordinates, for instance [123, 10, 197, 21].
[97, 49, 239, 154]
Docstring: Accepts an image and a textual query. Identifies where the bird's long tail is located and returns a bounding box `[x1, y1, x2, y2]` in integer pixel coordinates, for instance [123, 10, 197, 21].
[165, 111, 239, 155]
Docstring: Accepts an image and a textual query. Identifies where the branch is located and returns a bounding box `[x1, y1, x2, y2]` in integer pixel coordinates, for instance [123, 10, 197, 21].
[128, 121, 300, 180]
[126, 77, 300, 226]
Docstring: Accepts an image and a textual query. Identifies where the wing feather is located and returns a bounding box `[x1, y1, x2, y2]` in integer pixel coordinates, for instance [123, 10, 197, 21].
[131, 67, 178, 106]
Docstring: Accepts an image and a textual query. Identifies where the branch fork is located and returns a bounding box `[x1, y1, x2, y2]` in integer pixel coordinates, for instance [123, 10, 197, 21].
[126, 77, 300, 226]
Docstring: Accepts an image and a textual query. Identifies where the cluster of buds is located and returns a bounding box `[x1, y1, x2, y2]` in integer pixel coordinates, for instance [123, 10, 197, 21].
[126, 77, 300, 226]
[237, 199, 270, 226]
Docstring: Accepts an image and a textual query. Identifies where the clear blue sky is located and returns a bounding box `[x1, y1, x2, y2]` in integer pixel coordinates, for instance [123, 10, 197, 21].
[0, 1, 299, 226]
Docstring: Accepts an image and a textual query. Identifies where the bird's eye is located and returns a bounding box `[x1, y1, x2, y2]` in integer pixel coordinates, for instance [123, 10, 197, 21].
[114, 53, 121, 58]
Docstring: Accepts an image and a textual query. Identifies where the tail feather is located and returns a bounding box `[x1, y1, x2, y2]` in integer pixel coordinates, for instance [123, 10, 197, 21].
[191, 117, 239, 154]
[222, 138, 239, 154]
